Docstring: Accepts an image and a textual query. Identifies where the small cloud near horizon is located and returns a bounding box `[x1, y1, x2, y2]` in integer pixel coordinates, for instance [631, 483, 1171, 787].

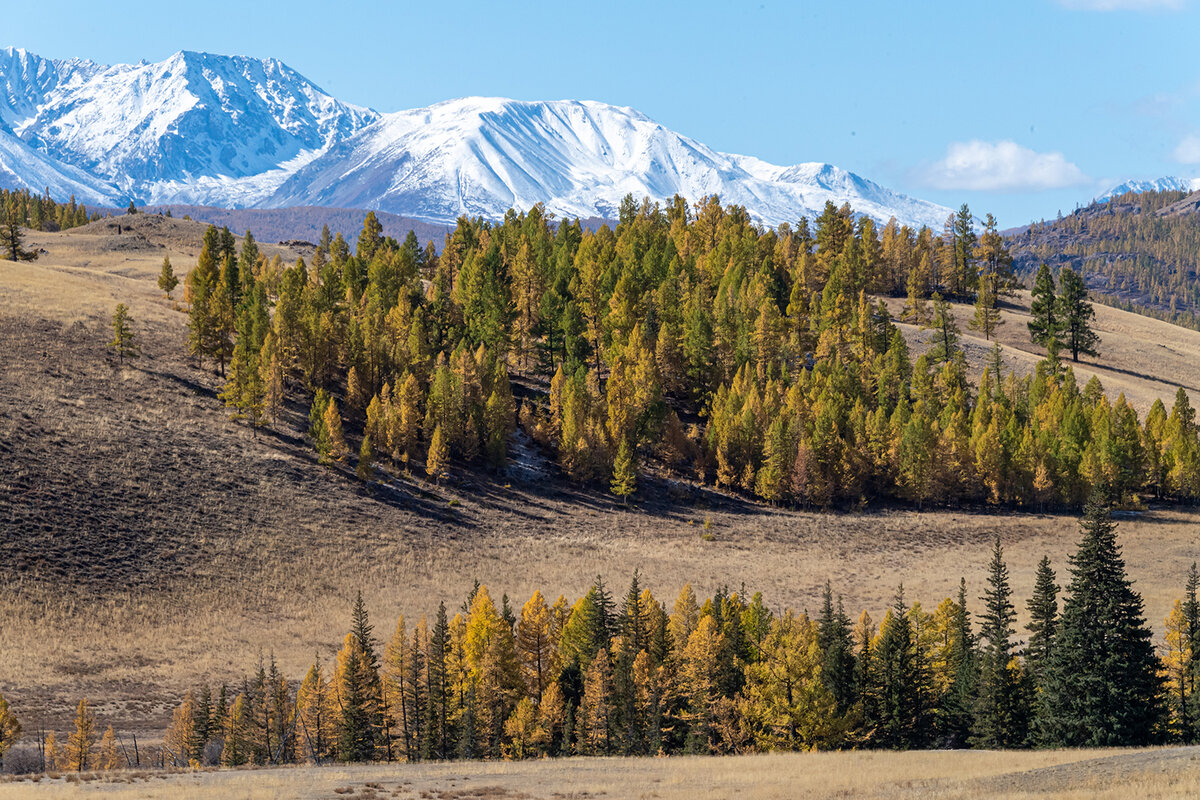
[921, 140, 1090, 192]
[1057, 0, 1185, 10]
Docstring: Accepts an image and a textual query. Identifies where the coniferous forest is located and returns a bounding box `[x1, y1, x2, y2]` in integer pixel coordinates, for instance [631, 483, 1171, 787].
[185, 195, 1200, 510]
[14, 499, 1193, 769]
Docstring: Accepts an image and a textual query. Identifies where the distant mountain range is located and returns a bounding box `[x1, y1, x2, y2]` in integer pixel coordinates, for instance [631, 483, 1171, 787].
[1095, 176, 1199, 203]
[0, 47, 953, 229]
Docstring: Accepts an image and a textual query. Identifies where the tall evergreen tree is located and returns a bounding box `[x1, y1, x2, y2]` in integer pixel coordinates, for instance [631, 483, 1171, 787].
[1025, 556, 1058, 693]
[1056, 267, 1099, 363]
[973, 539, 1029, 748]
[817, 581, 857, 715]
[1028, 264, 1058, 350]
[1036, 495, 1165, 746]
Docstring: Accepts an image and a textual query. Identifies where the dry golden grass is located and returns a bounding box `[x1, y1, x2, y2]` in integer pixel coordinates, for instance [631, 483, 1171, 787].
[3, 747, 1199, 799]
[885, 290, 1200, 415]
[2, 222, 1200, 740]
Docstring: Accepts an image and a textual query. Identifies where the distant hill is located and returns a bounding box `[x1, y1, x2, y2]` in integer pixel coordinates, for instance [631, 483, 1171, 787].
[114, 205, 454, 250]
[1005, 189, 1200, 329]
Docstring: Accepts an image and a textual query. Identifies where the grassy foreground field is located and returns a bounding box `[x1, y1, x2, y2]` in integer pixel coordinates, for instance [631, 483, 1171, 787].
[3, 747, 1199, 799]
[2, 217, 1200, 738]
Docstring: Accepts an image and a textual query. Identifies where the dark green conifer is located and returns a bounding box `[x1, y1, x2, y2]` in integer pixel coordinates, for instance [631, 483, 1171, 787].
[1036, 495, 1165, 746]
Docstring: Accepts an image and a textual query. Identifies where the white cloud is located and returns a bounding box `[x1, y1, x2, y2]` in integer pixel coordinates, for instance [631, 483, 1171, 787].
[923, 140, 1090, 192]
[1058, 0, 1184, 10]
[1174, 134, 1200, 164]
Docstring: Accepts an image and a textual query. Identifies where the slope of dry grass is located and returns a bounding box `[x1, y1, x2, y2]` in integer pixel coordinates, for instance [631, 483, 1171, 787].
[2, 223, 1200, 740]
[884, 290, 1200, 414]
[3, 747, 1200, 800]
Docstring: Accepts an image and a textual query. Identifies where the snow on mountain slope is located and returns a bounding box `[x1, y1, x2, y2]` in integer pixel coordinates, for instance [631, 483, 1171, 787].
[0, 127, 120, 205]
[1096, 176, 1200, 202]
[0, 50, 950, 229]
[13, 50, 377, 201]
[266, 97, 952, 229]
[0, 47, 101, 130]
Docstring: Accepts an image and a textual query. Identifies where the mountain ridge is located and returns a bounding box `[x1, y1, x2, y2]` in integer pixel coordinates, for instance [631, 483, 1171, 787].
[0, 47, 952, 228]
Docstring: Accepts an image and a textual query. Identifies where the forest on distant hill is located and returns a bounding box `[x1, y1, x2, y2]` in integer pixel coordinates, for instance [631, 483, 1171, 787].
[1006, 189, 1200, 329]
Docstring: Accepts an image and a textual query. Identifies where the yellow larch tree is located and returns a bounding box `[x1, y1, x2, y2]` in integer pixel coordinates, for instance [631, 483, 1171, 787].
[97, 725, 120, 770]
[578, 649, 614, 755]
[0, 693, 20, 770]
[1163, 599, 1193, 739]
[66, 698, 96, 771]
[740, 611, 838, 750]
[516, 590, 554, 701]
[296, 660, 333, 763]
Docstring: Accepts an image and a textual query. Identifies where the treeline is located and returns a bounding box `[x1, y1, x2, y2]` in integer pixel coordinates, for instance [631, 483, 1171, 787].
[134, 500, 1188, 766]
[0, 187, 95, 232]
[1007, 189, 1200, 331]
[183, 196, 1200, 508]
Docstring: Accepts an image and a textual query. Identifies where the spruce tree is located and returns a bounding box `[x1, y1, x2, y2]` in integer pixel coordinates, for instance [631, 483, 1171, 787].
[939, 579, 977, 748]
[1183, 563, 1200, 743]
[1027, 264, 1057, 350]
[973, 538, 1029, 748]
[873, 587, 921, 749]
[1036, 495, 1165, 746]
[1055, 267, 1099, 363]
[1025, 556, 1058, 693]
[817, 581, 857, 715]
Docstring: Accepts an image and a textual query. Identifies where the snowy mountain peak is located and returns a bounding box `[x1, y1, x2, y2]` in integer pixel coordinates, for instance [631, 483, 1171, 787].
[1097, 176, 1200, 203]
[0, 50, 951, 230]
[268, 96, 952, 228]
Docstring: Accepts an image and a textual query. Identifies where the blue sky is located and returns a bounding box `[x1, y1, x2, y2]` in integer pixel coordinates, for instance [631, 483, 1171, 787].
[7, 0, 1196, 227]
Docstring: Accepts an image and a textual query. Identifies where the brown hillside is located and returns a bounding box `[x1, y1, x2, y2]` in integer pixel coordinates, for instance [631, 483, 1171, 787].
[1, 224, 1198, 738]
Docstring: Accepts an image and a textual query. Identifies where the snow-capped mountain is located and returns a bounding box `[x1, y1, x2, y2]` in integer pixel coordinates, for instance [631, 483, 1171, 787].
[266, 97, 952, 229]
[0, 48, 952, 229]
[0, 127, 120, 204]
[1096, 176, 1200, 203]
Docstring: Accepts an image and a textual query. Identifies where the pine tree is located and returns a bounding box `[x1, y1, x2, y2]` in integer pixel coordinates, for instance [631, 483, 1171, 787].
[296, 660, 332, 763]
[158, 255, 179, 298]
[1028, 264, 1058, 350]
[516, 591, 555, 702]
[108, 303, 138, 362]
[1056, 267, 1099, 363]
[1036, 495, 1165, 746]
[872, 589, 922, 749]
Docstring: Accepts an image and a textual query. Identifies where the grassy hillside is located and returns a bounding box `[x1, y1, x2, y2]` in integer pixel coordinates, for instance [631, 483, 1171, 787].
[2, 218, 1199, 738]
[3, 747, 1199, 799]
[882, 288, 1200, 415]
